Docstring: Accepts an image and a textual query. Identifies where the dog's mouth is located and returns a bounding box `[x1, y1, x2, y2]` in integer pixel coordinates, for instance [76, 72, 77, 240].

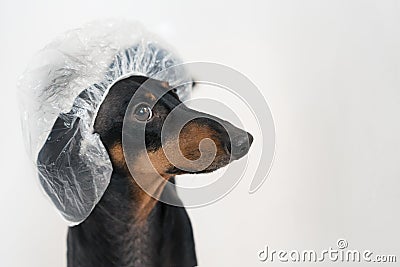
[166, 158, 229, 175]
[166, 164, 227, 175]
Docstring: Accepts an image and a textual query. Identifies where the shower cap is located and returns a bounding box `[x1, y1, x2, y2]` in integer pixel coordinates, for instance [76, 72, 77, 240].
[18, 20, 192, 225]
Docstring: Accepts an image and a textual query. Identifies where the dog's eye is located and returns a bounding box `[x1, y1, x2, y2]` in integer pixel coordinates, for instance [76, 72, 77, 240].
[133, 103, 153, 122]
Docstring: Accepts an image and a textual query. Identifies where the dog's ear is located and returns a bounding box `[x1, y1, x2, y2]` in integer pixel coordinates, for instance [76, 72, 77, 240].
[38, 113, 82, 167]
[37, 89, 112, 224]
[37, 112, 87, 223]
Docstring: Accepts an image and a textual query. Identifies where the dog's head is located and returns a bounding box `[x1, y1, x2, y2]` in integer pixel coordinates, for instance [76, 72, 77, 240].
[94, 75, 253, 179]
[37, 75, 253, 223]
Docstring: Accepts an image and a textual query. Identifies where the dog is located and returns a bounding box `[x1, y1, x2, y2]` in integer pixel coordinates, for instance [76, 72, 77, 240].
[38, 75, 253, 267]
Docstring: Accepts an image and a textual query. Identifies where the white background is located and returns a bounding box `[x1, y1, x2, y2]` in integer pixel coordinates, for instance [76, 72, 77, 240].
[1, 0, 400, 266]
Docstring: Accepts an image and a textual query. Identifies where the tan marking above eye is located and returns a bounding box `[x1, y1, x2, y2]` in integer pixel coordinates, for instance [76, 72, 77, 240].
[160, 81, 169, 89]
[144, 92, 156, 101]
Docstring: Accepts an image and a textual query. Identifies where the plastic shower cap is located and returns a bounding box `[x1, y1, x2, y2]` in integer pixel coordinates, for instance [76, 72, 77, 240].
[18, 20, 192, 224]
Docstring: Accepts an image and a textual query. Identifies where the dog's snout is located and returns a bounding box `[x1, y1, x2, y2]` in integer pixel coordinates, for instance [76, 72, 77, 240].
[180, 108, 254, 164]
[227, 132, 253, 160]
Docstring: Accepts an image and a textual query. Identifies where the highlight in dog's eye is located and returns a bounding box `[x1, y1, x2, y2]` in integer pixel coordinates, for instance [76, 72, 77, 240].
[133, 102, 153, 121]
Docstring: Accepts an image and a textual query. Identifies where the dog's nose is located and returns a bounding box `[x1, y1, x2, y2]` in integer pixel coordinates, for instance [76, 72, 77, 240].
[229, 132, 253, 160]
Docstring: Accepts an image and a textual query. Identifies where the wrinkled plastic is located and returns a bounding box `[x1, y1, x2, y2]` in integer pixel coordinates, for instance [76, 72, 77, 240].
[18, 20, 192, 225]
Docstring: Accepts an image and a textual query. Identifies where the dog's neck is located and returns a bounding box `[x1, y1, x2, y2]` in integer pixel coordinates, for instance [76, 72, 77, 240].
[105, 143, 172, 223]
[66, 169, 197, 267]
[67, 171, 161, 267]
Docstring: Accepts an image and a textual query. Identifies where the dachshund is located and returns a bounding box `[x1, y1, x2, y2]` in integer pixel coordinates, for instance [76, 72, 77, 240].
[39, 75, 253, 267]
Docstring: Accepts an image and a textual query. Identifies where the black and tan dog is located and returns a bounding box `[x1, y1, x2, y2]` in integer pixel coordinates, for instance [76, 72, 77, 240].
[40, 76, 253, 267]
